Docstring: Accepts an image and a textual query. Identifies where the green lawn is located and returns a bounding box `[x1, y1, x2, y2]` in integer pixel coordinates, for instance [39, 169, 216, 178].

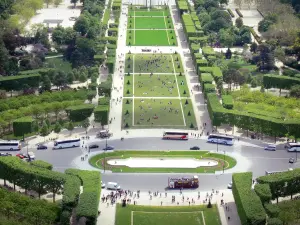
[128, 30, 176, 46]
[132, 17, 166, 29]
[128, 9, 171, 17]
[116, 205, 220, 225]
[44, 57, 72, 73]
[89, 150, 237, 173]
[125, 54, 183, 74]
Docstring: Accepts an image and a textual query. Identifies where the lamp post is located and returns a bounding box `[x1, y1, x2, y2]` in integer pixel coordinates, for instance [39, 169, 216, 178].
[223, 151, 226, 174]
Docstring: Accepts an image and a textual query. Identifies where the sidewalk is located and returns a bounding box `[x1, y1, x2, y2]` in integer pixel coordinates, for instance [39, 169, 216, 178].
[98, 189, 241, 225]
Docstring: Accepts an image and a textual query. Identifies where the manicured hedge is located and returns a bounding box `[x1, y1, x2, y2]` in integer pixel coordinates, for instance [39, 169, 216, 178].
[94, 105, 109, 124]
[30, 160, 53, 170]
[235, 8, 243, 17]
[263, 74, 300, 90]
[227, 9, 235, 17]
[13, 116, 34, 137]
[66, 104, 95, 122]
[249, 27, 262, 44]
[222, 95, 233, 109]
[98, 97, 110, 105]
[200, 73, 213, 84]
[65, 169, 101, 225]
[264, 203, 280, 218]
[232, 172, 266, 225]
[0, 74, 40, 91]
[254, 183, 272, 204]
[202, 46, 216, 56]
[62, 174, 81, 209]
[267, 218, 283, 225]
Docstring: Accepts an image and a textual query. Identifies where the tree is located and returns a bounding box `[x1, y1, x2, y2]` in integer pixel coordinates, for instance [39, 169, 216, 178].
[66, 72, 75, 84]
[290, 85, 300, 98]
[219, 29, 235, 47]
[74, 15, 90, 35]
[220, 0, 229, 4]
[41, 75, 51, 92]
[54, 122, 61, 134]
[71, 0, 79, 7]
[44, 0, 54, 8]
[54, 0, 62, 7]
[82, 118, 90, 134]
[235, 17, 243, 28]
[67, 121, 74, 134]
[79, 73, 87, 83]
[250, 42, 258, 53]
[40, 122, 49, 141]
[52, 27, 65, 45]
[257, 44, 275, 71]
[225, 48, 232, 59]
[52, 71, 67, 88]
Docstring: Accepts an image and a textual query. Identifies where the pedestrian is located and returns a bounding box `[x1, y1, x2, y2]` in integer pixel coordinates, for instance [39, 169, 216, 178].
[161, 201, 163, 206]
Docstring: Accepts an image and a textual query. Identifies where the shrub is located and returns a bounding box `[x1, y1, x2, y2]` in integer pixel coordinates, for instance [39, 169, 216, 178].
[30, 160, 53, 170]
[94, 105, 109, 125]
[264, 203, 280, 218]
[222, 95, 233, 109]
[267, 218, 283, 225]
[254, 183, 272, 204]
[13, 116, 34, 137]
[66, 104, 95, 121]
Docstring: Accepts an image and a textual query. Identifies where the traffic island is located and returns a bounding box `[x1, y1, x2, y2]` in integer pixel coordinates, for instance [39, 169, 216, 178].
[115, 204, 221, 225]
[89, 151, 236, 173]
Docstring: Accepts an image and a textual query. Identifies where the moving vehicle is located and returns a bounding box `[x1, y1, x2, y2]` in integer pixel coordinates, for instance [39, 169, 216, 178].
[37, 144, 47, 150]
[0, 140, 21, 151]
[163, 132, 188, 140]
[289, 158, 296, 163]
[103, 145, 114, 150]
[286, 143, 300, 152]
[106, 182, 121, 190]
[89, 144, 99, 149]
[53, 139, 80, 149]
[97, 130, 112, 139]
[190, 146, 200, 150]
[168, 176, 199, 189]
[207, 134, 234, 145]
[264, 144, 276, 151]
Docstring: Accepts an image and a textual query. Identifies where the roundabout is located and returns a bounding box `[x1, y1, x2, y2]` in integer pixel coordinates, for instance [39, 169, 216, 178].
[89, 150, 237, 173]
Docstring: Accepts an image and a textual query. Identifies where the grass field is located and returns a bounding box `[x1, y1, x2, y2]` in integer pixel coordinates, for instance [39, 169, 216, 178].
[44, 57, 72, 73]
[89, 151, 237, 173]
[122, 54, 196, 129]
[115, 204, 221, 225]
[126, 8, 176, 46]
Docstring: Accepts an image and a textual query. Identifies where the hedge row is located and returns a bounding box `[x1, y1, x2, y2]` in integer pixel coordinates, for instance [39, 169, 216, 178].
[227, 9, 235, 17]
[0, 74, 40, 91]
[66, 104, 95, 122]
[30, 160, 53, 170]
[232, 172, 266, 225]
[263, 74, 300, 90]
[65, 169, 101, 225]
[249, 27, 262, 44]
[235, 8, 243, 17]
[222, 95, 233, 109]
[254, 183, 272, 204]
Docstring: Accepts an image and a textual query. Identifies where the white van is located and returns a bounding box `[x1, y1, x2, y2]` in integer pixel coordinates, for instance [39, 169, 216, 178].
[106, 182, 121, 190]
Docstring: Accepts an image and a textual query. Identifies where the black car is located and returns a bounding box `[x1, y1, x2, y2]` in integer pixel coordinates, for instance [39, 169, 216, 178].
[89, 144, 99, 149]
[190, 146, 200, 150]
[37, 144, 47, 150]
[0, 153, 12, 156]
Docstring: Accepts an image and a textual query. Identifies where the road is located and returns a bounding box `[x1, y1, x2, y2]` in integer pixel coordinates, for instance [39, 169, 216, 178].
[25, 137, 299, 192]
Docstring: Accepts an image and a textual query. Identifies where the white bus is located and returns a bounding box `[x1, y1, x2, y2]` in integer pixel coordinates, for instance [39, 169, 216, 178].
[53, 139, 80, 149]
[0, 140, 21, 151]
[207, 134, 234, 146]
[286, 143, 300, 152]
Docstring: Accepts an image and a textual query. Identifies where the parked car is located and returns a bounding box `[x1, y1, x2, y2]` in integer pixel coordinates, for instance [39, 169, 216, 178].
[16, 153, 28, 159]
[190, 146, 200, 150]
[89, 144, 99, 149]
[106, 182, 121, 190]
[103, 146, 114, 150]
[101, 181, 106, 188]
[227, 182, 232, 189]
[37, 144, 47, 150]
[264, 144, 276, 151]
[0, 153, 12, 156]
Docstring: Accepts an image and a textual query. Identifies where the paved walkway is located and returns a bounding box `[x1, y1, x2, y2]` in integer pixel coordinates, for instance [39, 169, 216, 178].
[98, 189, 241, 225]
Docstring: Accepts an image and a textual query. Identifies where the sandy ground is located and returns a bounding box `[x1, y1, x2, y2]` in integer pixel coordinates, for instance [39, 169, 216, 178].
[107, 157, 218, 168]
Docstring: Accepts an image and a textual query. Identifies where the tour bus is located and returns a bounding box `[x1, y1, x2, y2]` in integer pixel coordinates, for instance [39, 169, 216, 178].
[162, 131, 189, 140]
[53, 139, 80, 149]
[207, 134, 234, 146]
[0, 140, 21, 151]
[286, 142, 300, 152]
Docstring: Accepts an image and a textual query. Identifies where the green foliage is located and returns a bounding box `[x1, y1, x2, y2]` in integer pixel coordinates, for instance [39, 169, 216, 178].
[54, 122, 61, 134]
[254, 184, 272, 204]
[263, 74, 300, 90]
[62, 175, 81, 209]
[66, 104, 95, 121]
[60, 210, 72, 225]
[30, 160, 53, 170]
[94, 105, 109, 125]
[235, 8, 243, 17]
[98, 97, 110, 105]
[267, 218, 283, 225]
[0, 74, 40, 92]
[65, 169, 101, 225]
[200, 73, 213, 85]
[264, 203, 280, 218]
[232, 172, 266, 225]
[222, 95, 233, 109]
[12, 117, 34, 137]
[40, 122, 49, 137]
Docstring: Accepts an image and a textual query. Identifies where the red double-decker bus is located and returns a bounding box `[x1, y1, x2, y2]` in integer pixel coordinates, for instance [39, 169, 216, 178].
[162, 131, 189, 140]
